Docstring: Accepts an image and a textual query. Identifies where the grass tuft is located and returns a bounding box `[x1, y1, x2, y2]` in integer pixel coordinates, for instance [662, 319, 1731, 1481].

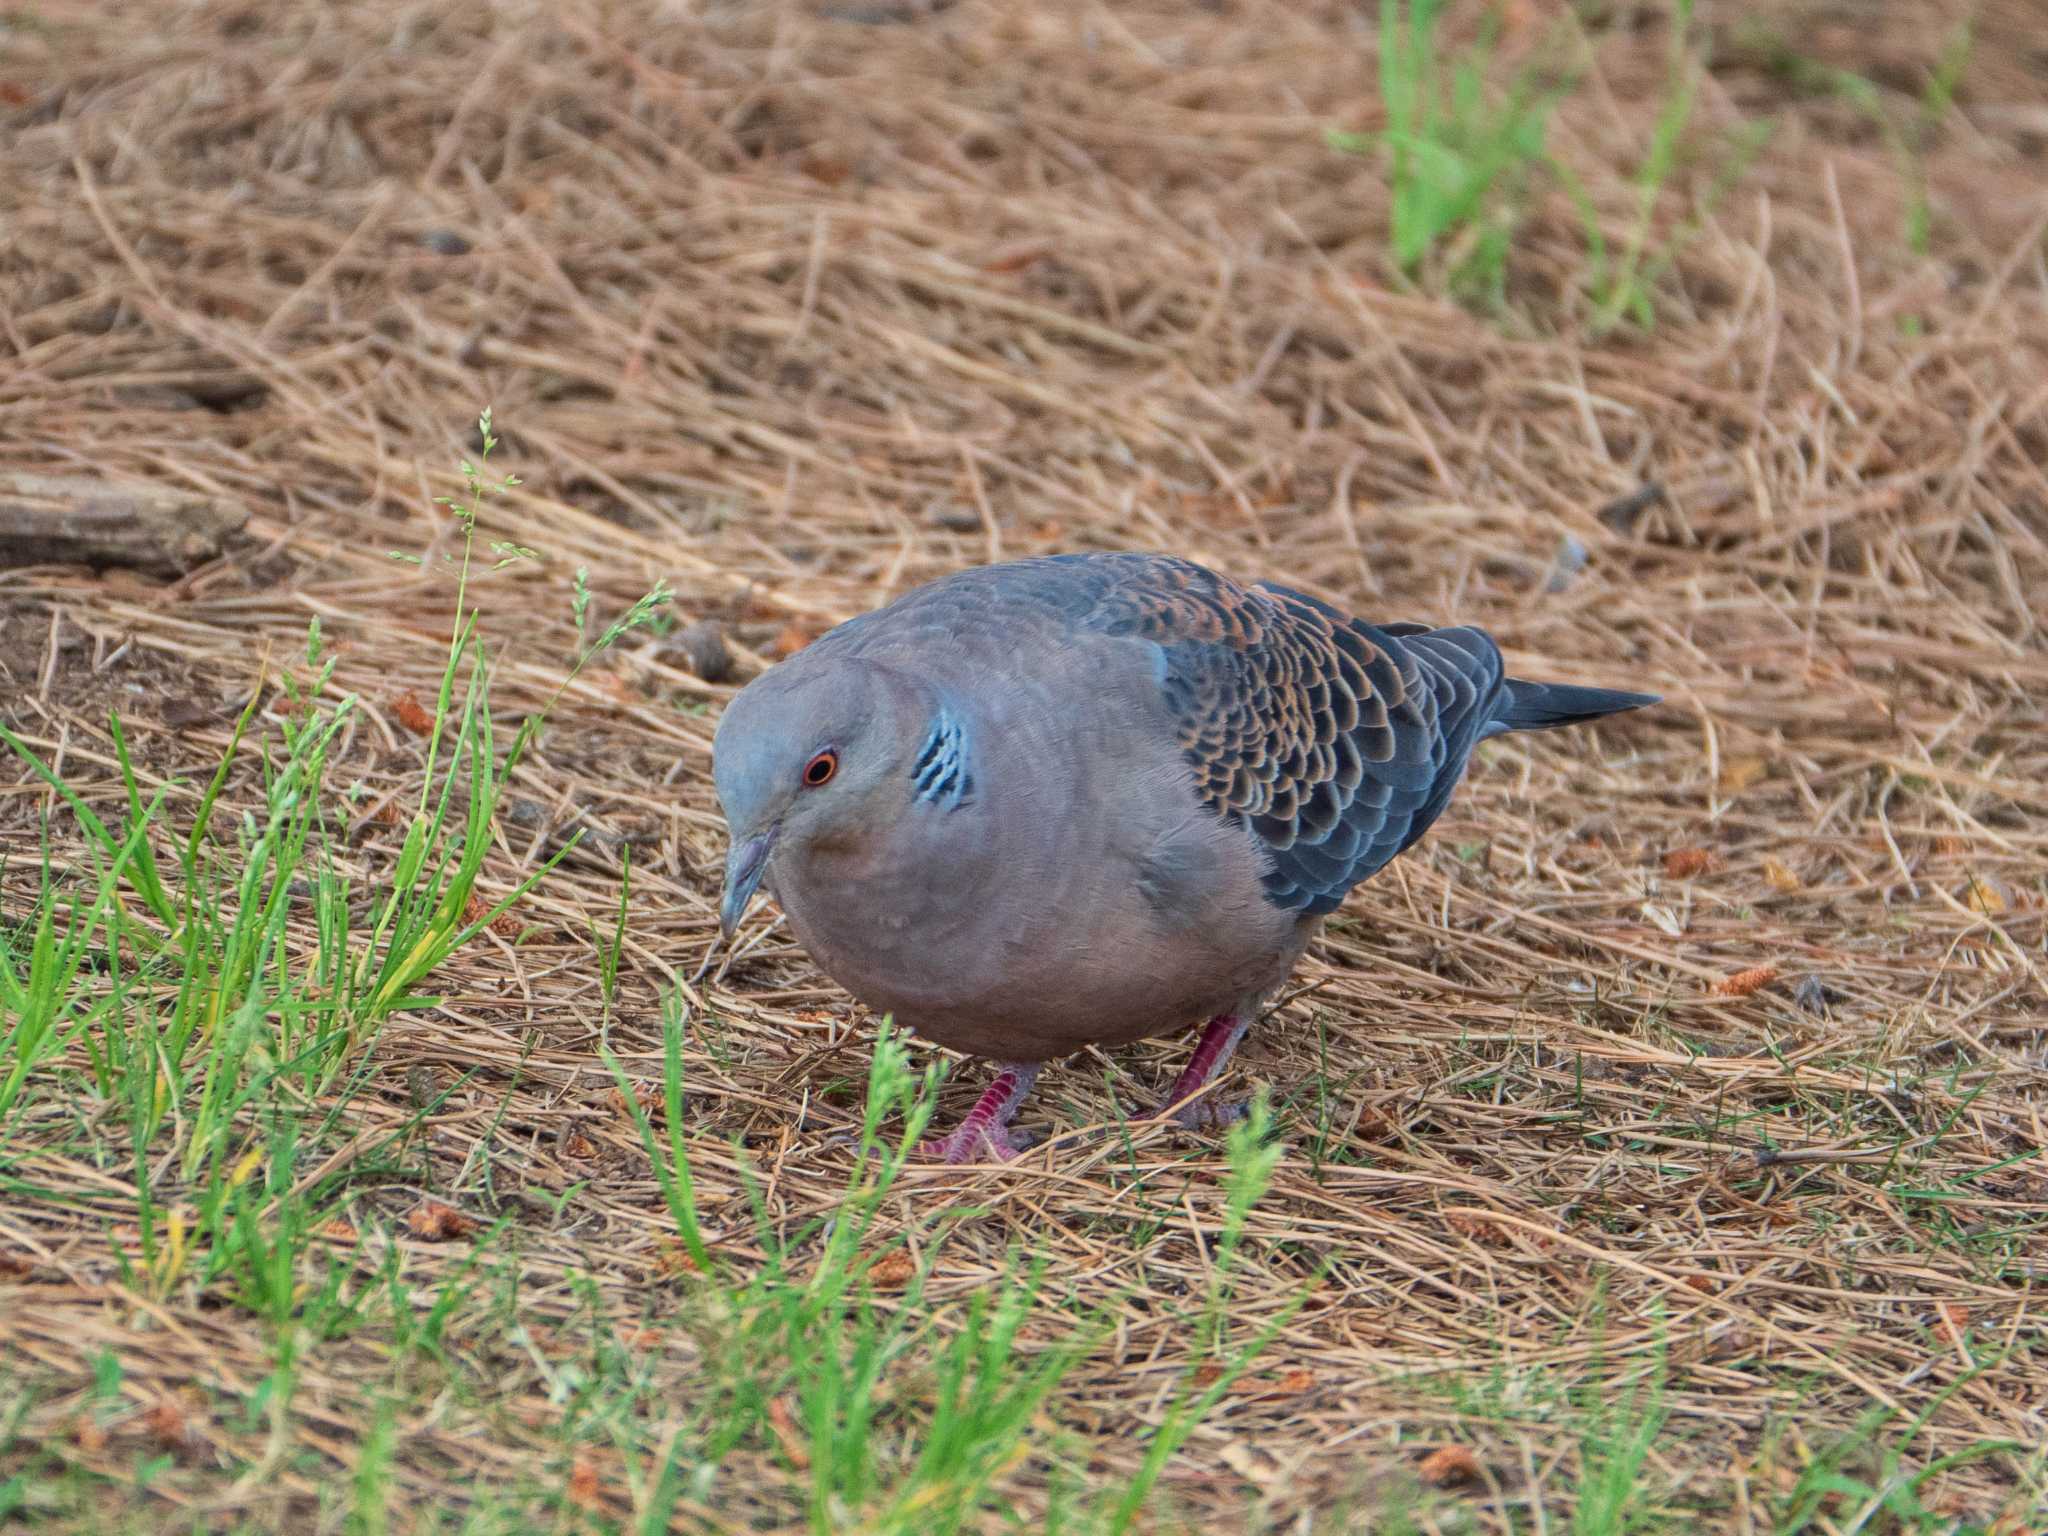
[1330, 0, 1569, 307]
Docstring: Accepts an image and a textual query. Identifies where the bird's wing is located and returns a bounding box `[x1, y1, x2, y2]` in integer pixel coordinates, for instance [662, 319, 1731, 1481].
[1069, 555, 1507, 916]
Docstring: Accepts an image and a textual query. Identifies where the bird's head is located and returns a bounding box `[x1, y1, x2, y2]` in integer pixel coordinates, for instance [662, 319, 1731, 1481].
[711, 656, 935, 939]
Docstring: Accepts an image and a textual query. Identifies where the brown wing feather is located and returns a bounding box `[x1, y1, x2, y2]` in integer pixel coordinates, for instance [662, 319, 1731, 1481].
[1070, 555, 1506, 913]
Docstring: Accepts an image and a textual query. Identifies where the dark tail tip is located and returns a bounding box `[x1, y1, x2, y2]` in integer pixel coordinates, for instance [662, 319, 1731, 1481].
[1496, 678, 1660, 732]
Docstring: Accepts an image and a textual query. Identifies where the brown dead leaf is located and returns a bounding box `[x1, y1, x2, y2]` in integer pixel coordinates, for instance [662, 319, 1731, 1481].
[1663, 847, 1716, 879]
[1443, 1208, 1553, 1248]
[1351, 1106, 1397, 1142]
[406, 1200, 475, 1241]
[1682, 1272, 1717, 1294]
[141, 1398, 194, 1452]
[1712, 965, 1779, 998]
[462, 890, 521, 938]
[981, 242, 1051, 274]
[317, 1219, 359, 1244]
[867, 1250, 916, 1288]
[1963, 877, 2007, 915]
[1761, 856, 1800, 893]
[509, 182, 554, 218]
[611, 1085, 662, 1122]
[766, 1397, 809, 1469]
[392, 690, 434, 734]
[568, 1454, 602, 1511]
[1231, 1367, 1317, 1400]
[653, 1237, 701, 1278]
[1417, 1444, 1481, 1489]
[1192, 1362, 1225, 1388]
[801, 154, 851, 187]
[72, 1415, 108, 1454]
[1444, 1209, 1512, 1246]
[1717, 755, 1768, 793]
[0, 1250, 34, 1279]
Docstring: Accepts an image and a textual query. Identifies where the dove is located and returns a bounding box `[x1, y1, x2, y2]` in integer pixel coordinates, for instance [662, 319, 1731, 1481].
[712, 553, 1656, 1162]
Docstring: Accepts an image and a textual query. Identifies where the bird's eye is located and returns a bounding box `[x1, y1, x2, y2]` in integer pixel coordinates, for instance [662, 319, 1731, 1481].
[802, 749, 838, 788]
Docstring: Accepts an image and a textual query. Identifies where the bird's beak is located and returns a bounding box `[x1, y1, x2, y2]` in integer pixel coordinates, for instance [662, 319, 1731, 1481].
[719, 827, 777, 941]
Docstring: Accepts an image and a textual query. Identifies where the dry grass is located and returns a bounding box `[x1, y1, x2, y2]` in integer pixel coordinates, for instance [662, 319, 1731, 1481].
[2, 0, 2046, 1530]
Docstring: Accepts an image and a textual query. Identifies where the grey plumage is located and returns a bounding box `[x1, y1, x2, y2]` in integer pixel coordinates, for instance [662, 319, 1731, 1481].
[712, 553, 1657, 1160]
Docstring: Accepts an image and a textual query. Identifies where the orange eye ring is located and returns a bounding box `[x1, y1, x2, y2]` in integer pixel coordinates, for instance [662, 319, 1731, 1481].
[802, 749, 838, 788]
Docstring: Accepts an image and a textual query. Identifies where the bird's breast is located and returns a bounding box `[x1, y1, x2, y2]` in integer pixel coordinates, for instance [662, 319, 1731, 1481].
[770, 813, 997, 1021]
[768, 761, 1308, 1061]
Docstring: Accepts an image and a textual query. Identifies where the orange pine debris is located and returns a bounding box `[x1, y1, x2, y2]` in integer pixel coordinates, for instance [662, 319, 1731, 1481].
[392, 690, 434, 734]
[406, 1200, 475, 1241]
[866, 1250, 916, 1288]
[1418, 1445, 1481, 1488]
[1712, 965, 1779, 998]
[568, 1455, 602, 1511]
[1663, 847, 1717, 879]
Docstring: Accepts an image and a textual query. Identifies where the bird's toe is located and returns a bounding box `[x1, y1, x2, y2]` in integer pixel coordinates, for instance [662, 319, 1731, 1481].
[919, 1121, 1033, 1165]
[1167, 1096, 1248, 1134]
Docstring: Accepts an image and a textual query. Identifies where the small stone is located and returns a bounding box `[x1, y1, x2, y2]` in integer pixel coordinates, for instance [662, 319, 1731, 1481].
[923, 502, 982, 532]
[1596, 481, 1666, 532]
[1543, 532, 1588, 592]
[422, 230, 471, 256]
[671, 619, 734, 683]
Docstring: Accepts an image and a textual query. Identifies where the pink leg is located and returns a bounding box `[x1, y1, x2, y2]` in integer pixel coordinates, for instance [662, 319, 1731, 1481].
[1159, 1014, 1251, 1130]
[921, 1062, 1043, 1164]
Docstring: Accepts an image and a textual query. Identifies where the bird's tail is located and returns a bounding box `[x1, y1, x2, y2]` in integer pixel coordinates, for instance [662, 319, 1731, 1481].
[1492, 677, 1660, 733]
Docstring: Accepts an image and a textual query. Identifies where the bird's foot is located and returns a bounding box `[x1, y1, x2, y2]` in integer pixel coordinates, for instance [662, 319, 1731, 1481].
[1157, 1014, 1252, 1135]
[918, 1120, 1038, 1164]
[916, 1062, 1043, 1165]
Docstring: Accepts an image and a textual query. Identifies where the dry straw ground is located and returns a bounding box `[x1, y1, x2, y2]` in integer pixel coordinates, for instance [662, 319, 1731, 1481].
[3, 0, 2047, 1531]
